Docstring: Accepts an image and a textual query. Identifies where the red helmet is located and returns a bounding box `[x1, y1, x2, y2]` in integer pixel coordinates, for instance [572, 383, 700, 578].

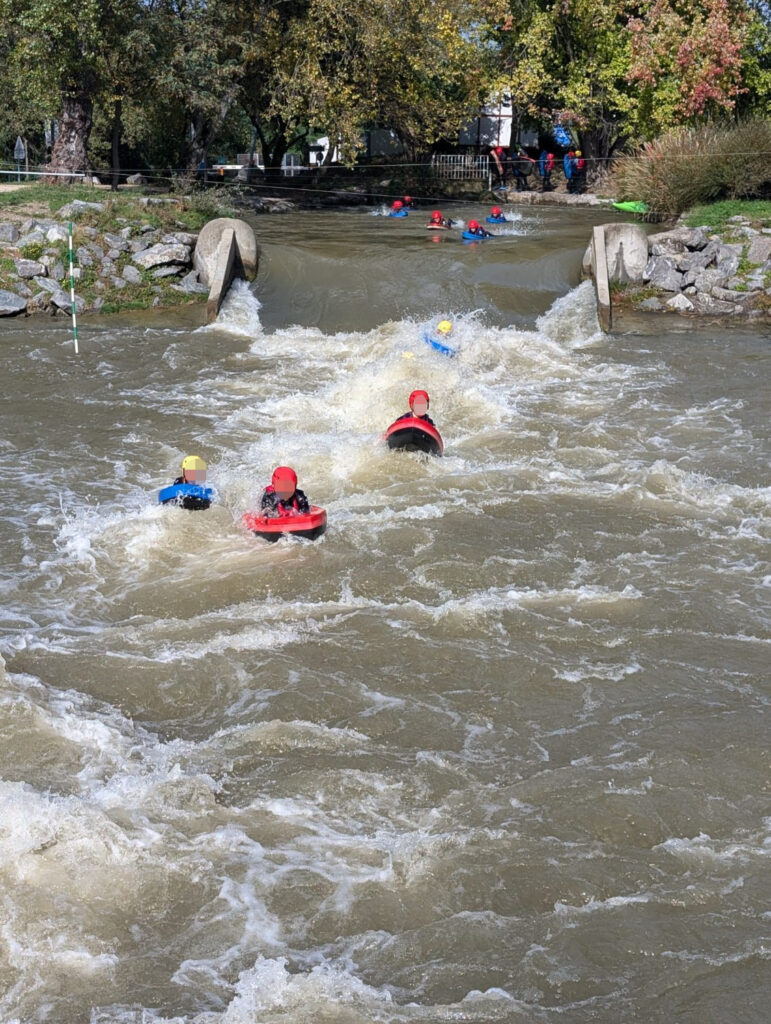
[392, 200, 403, 209]
[271, 466, 297, 489]
[404, 195, 412, 203]
[409, 390, 430, 409]
[468, 219, 479, 230]
[491, 206, 502, 216]
[431, 210, 442, 220]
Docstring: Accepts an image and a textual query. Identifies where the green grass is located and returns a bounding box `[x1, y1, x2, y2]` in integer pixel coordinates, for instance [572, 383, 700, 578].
[682, 199, 771, 231]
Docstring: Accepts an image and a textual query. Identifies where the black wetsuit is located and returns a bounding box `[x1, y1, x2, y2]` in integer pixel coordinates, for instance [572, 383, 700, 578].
[167, 476, 211, 511]
[260, 485, 310, 516]
[397, 412, 435, 426]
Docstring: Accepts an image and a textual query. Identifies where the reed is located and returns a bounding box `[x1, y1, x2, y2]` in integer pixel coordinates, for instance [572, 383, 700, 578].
[607, 119, 771, 219]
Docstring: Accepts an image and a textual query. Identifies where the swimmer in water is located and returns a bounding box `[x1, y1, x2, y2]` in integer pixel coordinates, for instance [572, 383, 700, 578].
[260, 466, 310, 517]
[395, 390, 436, 426]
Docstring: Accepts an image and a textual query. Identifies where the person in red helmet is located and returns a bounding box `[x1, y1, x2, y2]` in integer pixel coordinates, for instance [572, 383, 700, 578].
[396, 390, 436, 426]
[486, 205, 506, 224]
[260, 466, 310, 517]
[466, 219, 493, 238]
[427, 209, 452, 229]
[403, 195, 415, 208]
[389, 199, 408, 218]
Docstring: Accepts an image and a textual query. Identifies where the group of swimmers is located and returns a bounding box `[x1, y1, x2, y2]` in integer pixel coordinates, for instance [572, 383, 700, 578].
[165, 390, 438, 518]
[388, 195, 507, 239]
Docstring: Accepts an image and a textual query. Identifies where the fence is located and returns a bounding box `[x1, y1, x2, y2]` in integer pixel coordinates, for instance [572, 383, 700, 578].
[430, 154, 490, 181]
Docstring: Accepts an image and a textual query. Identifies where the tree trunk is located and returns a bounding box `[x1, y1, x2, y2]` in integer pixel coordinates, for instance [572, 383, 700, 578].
[45, 89, 94, 184]
[111, 98, 122, 192]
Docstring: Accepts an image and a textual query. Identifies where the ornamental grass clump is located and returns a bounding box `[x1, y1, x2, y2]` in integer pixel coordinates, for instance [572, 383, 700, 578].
[608, 119, 771, 219]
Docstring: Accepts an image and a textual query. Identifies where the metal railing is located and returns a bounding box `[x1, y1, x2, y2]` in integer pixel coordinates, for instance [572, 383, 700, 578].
[430, 154, 490, 180]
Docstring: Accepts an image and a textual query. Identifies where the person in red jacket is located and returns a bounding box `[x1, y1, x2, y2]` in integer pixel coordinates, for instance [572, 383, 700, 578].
[260, 466, 310, 516]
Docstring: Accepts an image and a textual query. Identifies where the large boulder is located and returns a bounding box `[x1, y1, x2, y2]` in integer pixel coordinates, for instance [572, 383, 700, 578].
[55, 199, 105, 218]
[103, 232, 129, 252]
[746, 236, 771, 266]
[603, 222, 649, 284]
[648, 225, 708, 254]
[0, 223, 19, 243]
[0, 289, 27, 315]
[193, 217, 258, 286]
[644, 255, 683, 292]
[132, 243, 191, 270]
[46, 224, 69, 244]
[15, 259, 46, 279]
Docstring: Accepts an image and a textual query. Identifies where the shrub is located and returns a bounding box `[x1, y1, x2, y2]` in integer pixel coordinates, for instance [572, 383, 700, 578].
[20, 242, 44, 260]
[606, 118, 771, 219]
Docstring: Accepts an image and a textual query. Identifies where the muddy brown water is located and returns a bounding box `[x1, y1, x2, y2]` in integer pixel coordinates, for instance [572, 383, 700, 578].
[1, 203, 768, 1023]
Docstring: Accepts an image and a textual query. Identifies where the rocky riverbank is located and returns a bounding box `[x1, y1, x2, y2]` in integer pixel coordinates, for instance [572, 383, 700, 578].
[594, 214, 771, 321]
[0, 193, 220, 318]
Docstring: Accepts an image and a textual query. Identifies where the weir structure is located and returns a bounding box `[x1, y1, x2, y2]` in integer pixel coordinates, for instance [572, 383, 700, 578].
[192, 218, 259, 322]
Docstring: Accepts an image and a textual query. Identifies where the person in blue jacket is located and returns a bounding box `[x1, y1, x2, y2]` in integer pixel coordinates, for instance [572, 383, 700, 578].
[563, 149, 576, 191]
[465, 219, 493, 238]
[486, 206, 507, 224]
[389, 200, 408, 217]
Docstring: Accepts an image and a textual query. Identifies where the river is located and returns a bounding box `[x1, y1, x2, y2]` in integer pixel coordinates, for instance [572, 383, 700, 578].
[1, 204, 769, 1023]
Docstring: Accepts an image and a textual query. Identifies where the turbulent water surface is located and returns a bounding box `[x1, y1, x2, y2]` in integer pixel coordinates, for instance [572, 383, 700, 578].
[1, 204, 769, 1023]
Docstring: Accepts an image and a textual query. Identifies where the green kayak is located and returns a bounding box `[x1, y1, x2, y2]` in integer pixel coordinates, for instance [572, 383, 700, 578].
[612, 200, 650, 214]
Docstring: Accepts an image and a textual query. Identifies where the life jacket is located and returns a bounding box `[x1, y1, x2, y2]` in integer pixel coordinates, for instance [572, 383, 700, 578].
[263, 483, 303, 513]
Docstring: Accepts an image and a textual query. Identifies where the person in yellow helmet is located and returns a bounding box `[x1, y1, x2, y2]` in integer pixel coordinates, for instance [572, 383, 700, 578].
[174, 455, 207, 486]
[437, 320, 452, 335]
[159, 455, 213, 510]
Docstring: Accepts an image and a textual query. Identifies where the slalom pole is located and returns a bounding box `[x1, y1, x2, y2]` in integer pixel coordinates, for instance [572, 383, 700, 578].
[67, 221, 79, 354]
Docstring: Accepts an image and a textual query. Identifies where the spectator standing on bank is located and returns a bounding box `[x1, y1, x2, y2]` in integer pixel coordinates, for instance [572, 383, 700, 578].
[539, 151, 555, 191]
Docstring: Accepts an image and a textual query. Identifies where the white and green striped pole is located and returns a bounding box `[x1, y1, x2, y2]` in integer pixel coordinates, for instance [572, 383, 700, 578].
[68, 221, 79, 354]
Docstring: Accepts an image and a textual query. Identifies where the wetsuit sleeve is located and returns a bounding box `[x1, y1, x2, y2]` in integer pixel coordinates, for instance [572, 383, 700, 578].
[395, 412, 413, 422]
[173, 476, 184, 485]
[294, 488, 310, 514]
[260, 487, 280, 514]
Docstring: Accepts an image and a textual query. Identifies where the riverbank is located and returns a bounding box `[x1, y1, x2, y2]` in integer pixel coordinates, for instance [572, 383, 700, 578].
[0, 185, 240, 317]
[610, 200, 771, 323]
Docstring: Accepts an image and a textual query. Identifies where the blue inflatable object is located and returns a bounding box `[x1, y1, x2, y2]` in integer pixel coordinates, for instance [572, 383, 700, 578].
[554, 124, 572, 147]
[388, 210, 408, 218]
[462, 230, 492, 241]
[422, 330, 457, 357]
[159, 482, 214, 510]
[486, 215, 506, 223]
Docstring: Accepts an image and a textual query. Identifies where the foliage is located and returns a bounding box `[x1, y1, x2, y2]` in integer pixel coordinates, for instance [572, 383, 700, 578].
[682, 198, 771, 229]
[607, 117, 771, 217]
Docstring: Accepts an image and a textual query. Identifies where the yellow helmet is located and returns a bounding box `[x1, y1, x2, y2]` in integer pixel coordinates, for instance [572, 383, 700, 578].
[575, 150, 582, 157]
[437, 319, 452, 335]
[181, 454, 207, 472]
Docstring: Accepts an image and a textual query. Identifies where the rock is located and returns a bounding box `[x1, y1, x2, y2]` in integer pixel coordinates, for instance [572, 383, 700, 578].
[666, 293, 695, 312]
[55, 199, 105, 218]
[193, 217, 258, 286]
[0, 223, 19, 243]
[162, 232, 198, 247]
[126, 173, 146, 185]
[727, 215, 749, 223]
[644, 255, 683, 292]
[676, 250, 715, 273]
[46, 224, 70, 244]
[140, 197, 179, 206]
[93, 280, 106, 292]
[100, 261, 116, 277]
[712, 286, 748, 302]
[111, 276, 127, 290]
[15, 259, 46, 278]
[88, 244, 105, 260]
[603, 223, 649, 284]
[32, 276, 61, 294]
[648, 226, 708, 254]
[176, 269, 209, 294]
[76, 247, 94, 268]
[103, 232, 129, 252]
[16, 230, 46, 248]
[694, 295, 737, 314]
[129, 239, 149, 254]
[79, 226, 99, 239]
[133, 243, 191, 269]
[683, 285, 697, 295]
[119, 226, 132, 239]
[746, 236, 771, 266]
[107, 249, 122, 260]
[692, 268, 729, 293]
[140, 223, 155, 233]
[637, 297, 664, 311]
[152, 265, 184, 278]
[14, 282, 33, 298]
[0, 289, 28, 315]
[51, 290, 85, 313]
[122, 265, 143, 285]
[90, 296, 105, 312]
[715, 251, 741, 278]
[51, 263, 65, 282]
[27, 291, 50, 313]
